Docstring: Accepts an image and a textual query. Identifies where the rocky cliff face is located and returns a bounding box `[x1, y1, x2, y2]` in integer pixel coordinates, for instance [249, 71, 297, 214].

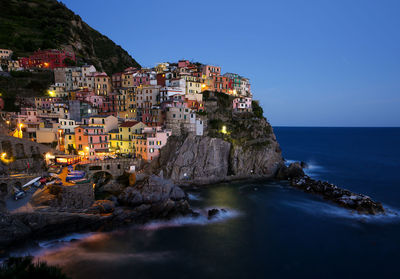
[150, 92, 284, 185]
[152, 133, 283, 185]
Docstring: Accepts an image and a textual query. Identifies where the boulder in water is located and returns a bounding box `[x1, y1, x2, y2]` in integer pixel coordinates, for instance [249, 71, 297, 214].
[208, 208, 220, 219]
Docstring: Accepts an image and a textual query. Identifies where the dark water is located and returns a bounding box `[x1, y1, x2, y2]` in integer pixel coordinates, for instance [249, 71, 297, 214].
[22, 128, 400, 278]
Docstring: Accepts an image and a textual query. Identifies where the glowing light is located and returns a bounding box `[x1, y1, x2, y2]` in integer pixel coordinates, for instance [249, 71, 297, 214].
[221, 125, 227, 134]
[1, 153, 6, 158]
[48, 90, 55, 97]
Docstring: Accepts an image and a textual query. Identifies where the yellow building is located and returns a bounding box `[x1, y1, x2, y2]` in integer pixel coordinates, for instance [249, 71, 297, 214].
[183, 76, 203, 102]
[64, 133, 76, 154]
[118, 88, 137, 119]
[94, 73, 112, 95]
[109, 121, 147, 154]
[121, 71, 134, 88]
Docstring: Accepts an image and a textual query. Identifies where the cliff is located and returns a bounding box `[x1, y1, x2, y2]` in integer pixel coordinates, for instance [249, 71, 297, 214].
[150, 91, 284, 185]
[0, 0, 140, 74]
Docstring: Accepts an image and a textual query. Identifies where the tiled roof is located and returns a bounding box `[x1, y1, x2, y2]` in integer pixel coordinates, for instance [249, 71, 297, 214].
[120, 121, 139, 127]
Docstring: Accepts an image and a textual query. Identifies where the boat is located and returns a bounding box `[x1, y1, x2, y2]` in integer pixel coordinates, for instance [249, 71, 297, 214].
[70, 178, 90, 184]
[22, 177, 41, 189]
[68, 171, 85, 175]
[66, 172, 86, 181]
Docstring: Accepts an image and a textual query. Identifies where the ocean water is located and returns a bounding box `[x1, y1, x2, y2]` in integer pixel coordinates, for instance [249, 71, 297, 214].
[21, 128, 400, 278]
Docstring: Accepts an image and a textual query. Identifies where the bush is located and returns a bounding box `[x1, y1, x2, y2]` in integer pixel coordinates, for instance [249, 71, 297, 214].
[0, 256, 70, 279]
[252, 101, 264, 118]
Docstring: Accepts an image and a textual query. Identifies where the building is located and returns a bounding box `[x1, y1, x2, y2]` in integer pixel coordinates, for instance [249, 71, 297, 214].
[109, 121, 147, 154]
[134, 127, 171, 161]
[64, 132, 76, 154]
[75, 126, 109, 159]
[233, 97, 252, 112]
[165, 107, 203, 136]
[87, 115, 118, 133]
[68, 100, 97, 122]
[19, 49, 76, 69]
[94, 72, 112, 95]
[58, 118, 78, 133]
[202, 65, 221, 78]
[0, 49, 13, 60]
[112, 72, 123, 88]
[136, 85, 160, 109]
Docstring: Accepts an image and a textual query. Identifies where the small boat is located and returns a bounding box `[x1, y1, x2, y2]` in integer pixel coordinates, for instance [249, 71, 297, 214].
[68, 171, 85, 175]
[66, 172, 86, 181]
[45, 180, 56, 186]
[70, 178, 90, 184]
[22, 177, 41, 189]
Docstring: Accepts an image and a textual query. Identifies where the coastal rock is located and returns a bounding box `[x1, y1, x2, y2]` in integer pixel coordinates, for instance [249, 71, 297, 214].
[155, 135, 231, 184]
[208, 208, 220, 219]
[86, 200, 115, 214]
[31, 183, 94, 210]
[152, 134, 283, 185]
[118, 175, 187, 206]
[276, 162, 305, 180]
[290, 176, 384, 215]
[0, 213, 31, 248]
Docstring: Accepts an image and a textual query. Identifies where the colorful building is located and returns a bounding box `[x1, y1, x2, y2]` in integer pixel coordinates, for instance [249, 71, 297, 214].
[75, 125, 109, 159]
[134, 127, 171, 161]
[19, 49, 76, 69]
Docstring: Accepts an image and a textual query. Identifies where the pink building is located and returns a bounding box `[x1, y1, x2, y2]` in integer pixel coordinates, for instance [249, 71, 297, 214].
[202, 65, 221, 78]
[135, 127, 171, 161]
[85, 93, 104, 109]
[233, 97, 252, 112]
[75, 125, 109, 159]
[178, 60, 190, 68]
[35, 97, 63, 109]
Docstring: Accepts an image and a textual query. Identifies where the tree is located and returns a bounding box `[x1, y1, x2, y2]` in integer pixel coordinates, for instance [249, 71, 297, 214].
[0, 256, 70, 279]
[252, 101, 264, 118]
[63, 58, 76, 66]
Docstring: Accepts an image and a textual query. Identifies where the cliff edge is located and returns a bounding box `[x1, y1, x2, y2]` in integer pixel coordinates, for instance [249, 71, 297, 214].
[150, 91, 284, 185]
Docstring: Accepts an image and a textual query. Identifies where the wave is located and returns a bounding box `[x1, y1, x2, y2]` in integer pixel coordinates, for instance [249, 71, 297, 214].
[188, 193, 202, 201]
[38, 232, 96, 249]
[138, 208, 241, 230]
[285, 159, 326, 177]
[281, 198, 400, 224]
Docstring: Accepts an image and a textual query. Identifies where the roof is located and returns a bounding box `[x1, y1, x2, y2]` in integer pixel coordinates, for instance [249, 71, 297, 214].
[76, 125, 104, 129]
[120, 121, 139, 128]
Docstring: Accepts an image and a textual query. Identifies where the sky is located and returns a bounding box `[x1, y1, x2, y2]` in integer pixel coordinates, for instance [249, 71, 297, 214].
[62, 0, 400, 127]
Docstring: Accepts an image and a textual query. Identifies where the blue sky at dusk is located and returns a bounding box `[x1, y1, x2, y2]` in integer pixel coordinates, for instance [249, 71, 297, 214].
[62, 0, 400, 127]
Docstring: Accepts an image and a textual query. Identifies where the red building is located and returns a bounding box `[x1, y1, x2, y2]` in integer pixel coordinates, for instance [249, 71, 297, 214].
[156, 73, 166, 86]
[19, 49, 76, 69]
[112, 72, 123, 89]
[98, 92, 118, 117]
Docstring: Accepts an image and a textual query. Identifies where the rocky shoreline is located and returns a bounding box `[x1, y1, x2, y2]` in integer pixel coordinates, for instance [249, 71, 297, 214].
[277, 162, 385, 215]
[0, 162, 387, 253]
[0, 175, 195, 251]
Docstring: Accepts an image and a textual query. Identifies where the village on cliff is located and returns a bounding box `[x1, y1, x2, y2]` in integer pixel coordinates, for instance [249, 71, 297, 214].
[0, 48, 253, 163]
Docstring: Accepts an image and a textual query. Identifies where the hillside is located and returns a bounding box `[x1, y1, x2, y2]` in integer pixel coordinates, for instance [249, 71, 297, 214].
[0, 0, 140, 74]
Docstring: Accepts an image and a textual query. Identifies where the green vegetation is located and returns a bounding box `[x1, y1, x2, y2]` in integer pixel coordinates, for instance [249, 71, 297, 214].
[0, 256, 70, 279]
[0, 0, 140, 74]
[0, 71, 53, 110]
[252, 100, 264, 118]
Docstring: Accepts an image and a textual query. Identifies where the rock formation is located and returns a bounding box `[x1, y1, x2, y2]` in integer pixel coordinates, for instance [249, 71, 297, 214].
[278, 163, 385, 215]
[150, 92, 284, 185]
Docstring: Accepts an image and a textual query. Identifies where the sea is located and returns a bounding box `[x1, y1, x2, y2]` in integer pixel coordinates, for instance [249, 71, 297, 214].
[10, 127, 400, 278]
